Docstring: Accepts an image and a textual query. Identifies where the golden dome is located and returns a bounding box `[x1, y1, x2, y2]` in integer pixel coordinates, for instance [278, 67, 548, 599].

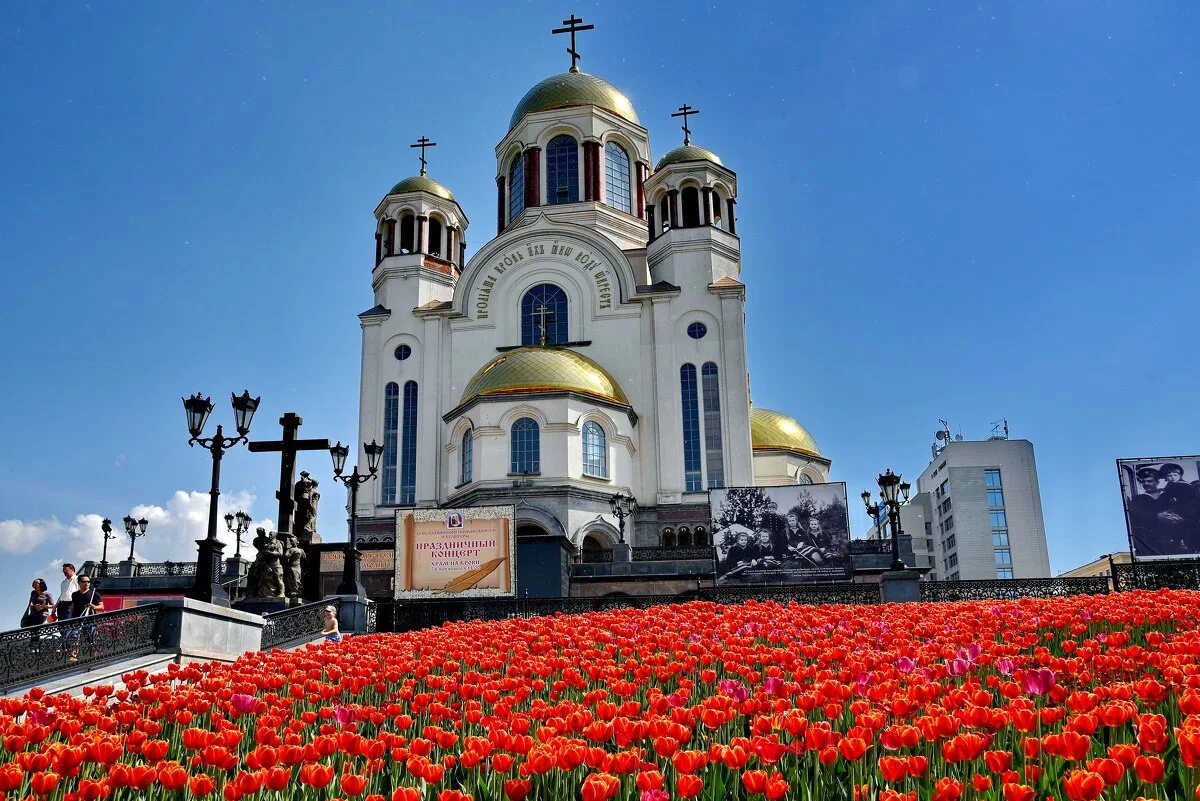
[461, 348, 629, 406]
[387, 175, 455, 201]
[750, 407, 822, 458]
[655, 144, 723, 171]
[510, 72, 639, 130]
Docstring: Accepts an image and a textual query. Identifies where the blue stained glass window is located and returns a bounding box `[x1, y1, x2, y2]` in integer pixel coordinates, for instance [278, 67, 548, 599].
[399, 381, 418, 505]
[460, 429, 473, 485]
[582, 421, 607, 478]
[701, 362, 724, 489]
[511, 418, 540, 474]
[680, 364, 702, 492]
[381, 382, 399, 504]
[546, 135, 579, 205]
[509, 155, 525, 222]
[604, 142, 631, 213]
[520, 284, 568, 346]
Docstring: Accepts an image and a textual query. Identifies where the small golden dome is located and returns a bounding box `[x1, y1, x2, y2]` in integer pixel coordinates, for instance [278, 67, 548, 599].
[510, 72, 639, 130]
[387, 175, 455, 201]
[654, 144, 723, 171]
[461, 348, 629, 406]
[750, 407, 822, 458]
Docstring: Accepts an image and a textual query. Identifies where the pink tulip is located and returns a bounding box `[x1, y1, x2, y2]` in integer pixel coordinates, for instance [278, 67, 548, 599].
[230, 693, 256, 715]
[1020, 668, 1057, 696]
[896, 656, 916, 673]
[996, 658, 1016, 676]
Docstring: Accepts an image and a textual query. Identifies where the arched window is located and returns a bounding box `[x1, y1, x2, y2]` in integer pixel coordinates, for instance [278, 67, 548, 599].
[680, 364, 702, 492]
[546, 135, 579, 204]
[678, 526, 693, 547]
[520, 283, 568, 346]
[383, 218, 396, 256]
[582, 421, 607, 478]
[604, 142, 631, 214]
[427, 218, 443, 257]
[701, 362, 724, 489]
[681, 187, 701, 228]
[694, 526, 710, 546]
[398, 215, 415, 254]
[511, 418, 540, 474]
[711, 190, 724, 229]
[658, 195, 670, 231]
[460, 429, 473, 485]
[399, 381, 418, 505]
[661, 527, 676, 547]
[381, 382, 399, 504]
[508, 155, 525, 222]
[799, 474, 815, 485]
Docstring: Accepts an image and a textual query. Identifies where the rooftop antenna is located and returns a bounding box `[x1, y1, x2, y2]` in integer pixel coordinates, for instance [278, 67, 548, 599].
[409, 136, 437, 177]
[671, 103, 700, 146]
[988, 419, 1010, 440]
[552, 14, 594, 73]
[933, 419, 953, 457]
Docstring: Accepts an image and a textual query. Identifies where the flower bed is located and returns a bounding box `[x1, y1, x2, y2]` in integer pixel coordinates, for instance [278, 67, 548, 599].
[4, 590, 1200, 800]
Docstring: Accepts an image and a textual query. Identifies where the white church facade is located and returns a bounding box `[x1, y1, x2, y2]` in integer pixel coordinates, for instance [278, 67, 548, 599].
[352, 54, 830, 593]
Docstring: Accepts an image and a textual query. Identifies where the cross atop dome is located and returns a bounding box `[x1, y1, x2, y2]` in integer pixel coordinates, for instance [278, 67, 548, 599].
[409, 136, 436, 177]
[671, 104, 700, 146]
[551, 14, 594, 73]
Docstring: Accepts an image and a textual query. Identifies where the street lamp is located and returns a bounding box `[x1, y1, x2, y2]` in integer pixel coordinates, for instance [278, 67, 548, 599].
[99, 518, 116, 577]
[871, 469, 911, 571]
[609, 492, 637, 543]
[224, 510, 252, 560]
[183, 390, 261, 605]
[123, 515, 149, 562]
[330, 440, 384, 597]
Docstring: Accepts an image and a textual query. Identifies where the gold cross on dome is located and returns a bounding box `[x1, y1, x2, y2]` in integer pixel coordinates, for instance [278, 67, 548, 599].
[552, 14, 594, 73]
[409, 136, 437, 176]
[671, 104, 700, 146]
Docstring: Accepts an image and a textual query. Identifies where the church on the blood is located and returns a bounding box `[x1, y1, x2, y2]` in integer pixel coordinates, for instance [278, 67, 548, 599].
[351, 32, 832, 596]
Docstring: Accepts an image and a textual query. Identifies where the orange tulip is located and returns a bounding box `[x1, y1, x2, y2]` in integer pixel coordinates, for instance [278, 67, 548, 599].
[1134, 755, 1164, 784]
[676, 774, 704, 799]
[1063, 770, 1106, 801]
[340, 773, 368, 797]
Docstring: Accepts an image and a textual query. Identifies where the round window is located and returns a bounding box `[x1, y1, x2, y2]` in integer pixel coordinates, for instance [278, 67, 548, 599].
[394, 344, 412, 361]
[686, 322, 707, 340]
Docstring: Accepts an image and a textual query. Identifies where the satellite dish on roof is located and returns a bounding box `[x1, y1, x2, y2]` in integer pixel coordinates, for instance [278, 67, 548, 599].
[954, 434, 965, 441]
[935, 430, 947, 441]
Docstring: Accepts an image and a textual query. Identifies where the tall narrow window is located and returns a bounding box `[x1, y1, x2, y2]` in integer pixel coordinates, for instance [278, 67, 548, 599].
[381, 382, 399, 504]
[508, 155, 525, 222]
[582, 421, 607, 478]
[520, 283, 568, 346]
[545, 135, 579, 205]
[604, 142, 631, 213]
[701, 362, 725, 489]
[427, 218, 443, 257]
[658, 195, 670, 230]
[680, 364, 702, 492]
[460, 429, 473, 485]
[712, 190, 724, 228]
[398, 215, 415, 254]
[399, 381, 418, 505]
[681, 187, 701, 227]
[511, 418, 540, 474]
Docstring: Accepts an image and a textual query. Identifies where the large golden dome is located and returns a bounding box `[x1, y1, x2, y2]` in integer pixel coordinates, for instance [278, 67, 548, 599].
[387, 175, 455, 201]
[750, 407, 822, 458]
[461, 348, 629, 406]
[510, 72, 639, 130]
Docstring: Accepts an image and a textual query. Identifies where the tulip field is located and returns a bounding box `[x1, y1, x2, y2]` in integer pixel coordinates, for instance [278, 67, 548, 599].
[5, 590, 1200, 800]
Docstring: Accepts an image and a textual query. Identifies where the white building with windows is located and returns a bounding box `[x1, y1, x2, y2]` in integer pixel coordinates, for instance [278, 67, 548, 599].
[352, 58, 831, 594]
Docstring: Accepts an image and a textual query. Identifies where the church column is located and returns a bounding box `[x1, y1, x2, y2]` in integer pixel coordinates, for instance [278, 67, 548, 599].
[446, 227, 457, 266]
[701, 187, 714, 226]
[583, 141, 600, 202]
[374, 231, 382, 265]
[417, 315, 442, 504]
[459, 239, 467, 269]
[416, 215, 429, 254]
[496, 176, 506, 234]
[650, 297, 683, 501]
[726, 198, 737, 234]
[357, 318, 385, 515]
[668, 189, 679, 229]
[524, 147, 541, 208]
[635, 162, 648, 219]
[384, 218, 397, 256]
[716, 289, 754, 485]
[646, 206, 656, 242]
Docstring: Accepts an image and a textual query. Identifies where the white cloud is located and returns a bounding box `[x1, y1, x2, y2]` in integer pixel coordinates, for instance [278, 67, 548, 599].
[0, 518, 65, 554]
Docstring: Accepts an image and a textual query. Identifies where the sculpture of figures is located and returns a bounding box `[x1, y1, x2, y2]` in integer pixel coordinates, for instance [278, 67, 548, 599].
[246, 528, 285, 599]
[293, 471, 320, 544]
[279, 530, 306, 599]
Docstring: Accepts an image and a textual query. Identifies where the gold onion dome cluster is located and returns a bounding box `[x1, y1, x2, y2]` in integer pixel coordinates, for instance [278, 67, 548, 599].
[655, 144, 724, 171]
[510, 71, 640, 130]
[460, 347, 629, 406]
[387, 175, 455, 201]
[750, 407, 822, 458]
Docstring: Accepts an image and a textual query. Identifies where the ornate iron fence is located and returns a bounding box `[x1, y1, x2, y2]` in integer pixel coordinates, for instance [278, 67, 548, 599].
[1112, 559, 1200, 592]
[849, 539, 892, 555]
[632, 546, 715, 562]
[0, 604, 163, 695]
[261, 599, 342, 651]
[580, 549, 613, 563]
[920, 576, 1111, 602]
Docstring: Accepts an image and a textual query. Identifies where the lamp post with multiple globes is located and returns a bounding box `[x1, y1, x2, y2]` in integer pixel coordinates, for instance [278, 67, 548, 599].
[99, 518, 117, 577]
[609, 492, 637, 544]
[862, 469, 911, 571]
[329, 440, 385, 597]
[224, 510, 252, 561]
[123, 515, 149, 563]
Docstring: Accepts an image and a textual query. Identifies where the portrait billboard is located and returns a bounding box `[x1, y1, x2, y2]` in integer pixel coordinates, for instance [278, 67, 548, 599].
[394, 506, 516, 599]
[1117, 456, 1200, 559]
[711, 484, 851, 584]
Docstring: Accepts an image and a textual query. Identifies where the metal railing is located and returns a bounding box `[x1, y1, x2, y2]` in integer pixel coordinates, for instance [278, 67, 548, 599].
[261, 598, 342, 651]
[1112, 558, 1200, 592]
[93, 561, 197, 578]
[0, 604, 163, 695]
[579, 548, 613, 563]
[633, 546, 715, 561]
[920, 576, 1111, 602]
[849, 539, 892, 555]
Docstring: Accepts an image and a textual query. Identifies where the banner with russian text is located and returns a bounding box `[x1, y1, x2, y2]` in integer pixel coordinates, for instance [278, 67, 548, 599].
[394, 506, 516, 599]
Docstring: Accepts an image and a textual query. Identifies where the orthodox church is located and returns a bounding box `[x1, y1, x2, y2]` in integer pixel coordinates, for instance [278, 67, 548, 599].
[352, 27, 830, 590]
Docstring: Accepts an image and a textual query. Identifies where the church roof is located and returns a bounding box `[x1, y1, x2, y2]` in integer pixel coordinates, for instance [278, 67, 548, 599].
[510, 71, 639, 130]
[750, 407, 822, 458]
[387, 175, 455, 201]
[655, 144, 724, 171]
[461, 347, 629, 406]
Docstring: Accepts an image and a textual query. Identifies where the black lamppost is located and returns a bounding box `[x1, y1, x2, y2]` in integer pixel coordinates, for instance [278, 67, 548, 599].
[123, 515, 149, 562]
[872, 469, 911, 571]
[609, 492, 637, 543]
[99, 518, 116, 577]
[183, 390, 261, 605]
[224, 510, 252, 560]
[330, 440, 385, 597]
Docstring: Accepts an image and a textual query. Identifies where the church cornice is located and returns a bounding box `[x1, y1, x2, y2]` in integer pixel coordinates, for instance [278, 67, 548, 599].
[443, 388, 638, 427]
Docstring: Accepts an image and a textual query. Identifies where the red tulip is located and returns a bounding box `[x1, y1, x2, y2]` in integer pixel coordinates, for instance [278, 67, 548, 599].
[340, 772, 368, 797]
[1133, 754, 1164, 784]
[676, 774, 704, 799]
[1062, 770, 1106, 801]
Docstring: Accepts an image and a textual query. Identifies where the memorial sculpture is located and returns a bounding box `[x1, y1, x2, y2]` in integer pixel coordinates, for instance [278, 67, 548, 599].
[246, 528, 285, 600]
[293, 471, 320, 544]
[280, 529, 306, 599]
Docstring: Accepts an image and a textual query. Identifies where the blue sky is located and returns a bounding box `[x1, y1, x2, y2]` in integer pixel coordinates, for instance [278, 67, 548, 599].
[1, 2, 1197, 617]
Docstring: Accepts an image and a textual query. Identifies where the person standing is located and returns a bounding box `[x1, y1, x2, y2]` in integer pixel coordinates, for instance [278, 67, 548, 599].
[21, 579, 53, 628]
[68, 576, 103, 661]
[57, 563, 79, 622]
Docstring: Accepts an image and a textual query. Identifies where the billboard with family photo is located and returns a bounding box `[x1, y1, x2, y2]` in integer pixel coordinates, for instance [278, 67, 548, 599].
[711, 484, 852, 584]
[1117, 456, 1200, 559]
[394, 505, 516, 599]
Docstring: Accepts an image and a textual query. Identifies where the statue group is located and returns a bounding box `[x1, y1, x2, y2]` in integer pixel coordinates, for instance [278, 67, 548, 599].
[246, 472, 321, 601]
